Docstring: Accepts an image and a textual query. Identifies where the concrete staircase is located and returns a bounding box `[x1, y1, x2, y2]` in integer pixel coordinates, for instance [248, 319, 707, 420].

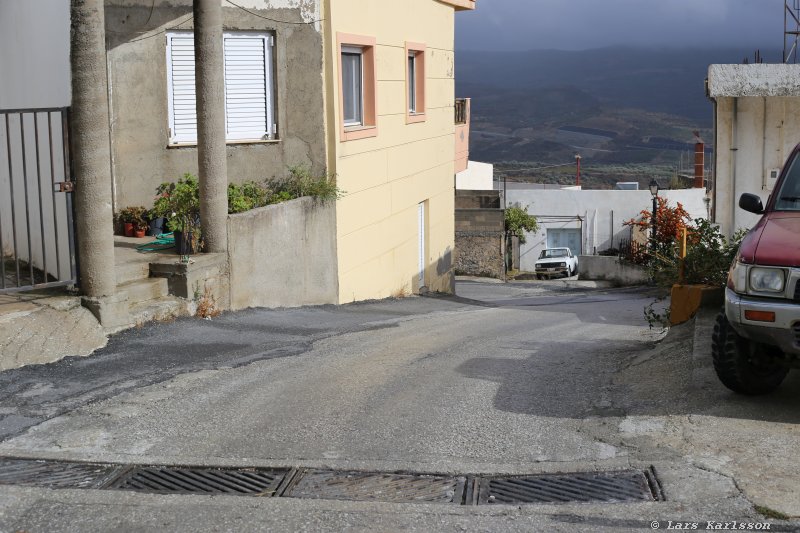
[114, 237, 191, 326]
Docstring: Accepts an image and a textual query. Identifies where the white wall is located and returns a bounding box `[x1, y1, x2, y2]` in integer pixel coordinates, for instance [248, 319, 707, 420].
[707, 64, 800, 237]
[1, 1, 72, 285]
[507, 188, 708, 272]
[456, 161, 493, 190]
[0, 0, 70, 109]
[712, 96, 800, 237]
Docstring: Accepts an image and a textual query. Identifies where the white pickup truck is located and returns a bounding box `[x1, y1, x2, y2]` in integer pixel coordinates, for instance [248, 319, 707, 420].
[534, 248, 578, 279]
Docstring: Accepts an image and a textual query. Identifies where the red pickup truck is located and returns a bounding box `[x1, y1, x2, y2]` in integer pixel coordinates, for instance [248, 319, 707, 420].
[712, 146, 800, 395]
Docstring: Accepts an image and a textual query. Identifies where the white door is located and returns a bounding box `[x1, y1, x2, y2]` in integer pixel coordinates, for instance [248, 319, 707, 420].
[418, 202, 425, 288]
[547, 228, 582, 256]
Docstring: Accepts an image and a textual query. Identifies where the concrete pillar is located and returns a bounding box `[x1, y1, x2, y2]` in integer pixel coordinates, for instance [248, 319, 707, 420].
[194, 0, 228, 253]
[70, 0, 116, 298]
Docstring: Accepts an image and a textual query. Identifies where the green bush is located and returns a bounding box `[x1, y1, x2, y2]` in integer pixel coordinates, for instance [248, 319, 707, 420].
[152, 173, 200, 234]
[228, 181, 269, 214]
[648, 218, 747, 288]
[504, 205, 538, 244]
[267, 165, 343, 202]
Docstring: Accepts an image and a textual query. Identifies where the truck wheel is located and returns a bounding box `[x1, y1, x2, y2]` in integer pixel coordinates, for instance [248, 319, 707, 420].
[711, 313, 788, 395]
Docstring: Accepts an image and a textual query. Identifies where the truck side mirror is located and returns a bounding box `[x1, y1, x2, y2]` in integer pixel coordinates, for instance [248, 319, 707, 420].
[739, 193, 764, 215]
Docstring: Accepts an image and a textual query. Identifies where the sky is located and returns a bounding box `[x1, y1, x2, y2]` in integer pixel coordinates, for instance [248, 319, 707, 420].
[456, 0, 785, 52]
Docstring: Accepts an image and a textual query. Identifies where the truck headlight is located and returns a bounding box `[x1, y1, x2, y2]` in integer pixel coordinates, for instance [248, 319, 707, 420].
[559, 262, 566, 267]
[727, 261, 748, 293]
[749, 268, 785, 293]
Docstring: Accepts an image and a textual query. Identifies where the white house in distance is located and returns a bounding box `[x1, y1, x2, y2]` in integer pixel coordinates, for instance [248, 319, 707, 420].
[707, 63, 800, 237]
[506, 186, 708, 272]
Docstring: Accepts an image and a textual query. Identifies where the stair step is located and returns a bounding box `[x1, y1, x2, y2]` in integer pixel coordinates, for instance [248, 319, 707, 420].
[115, 261, 151, 285]
[118, 278, 169, 304]
[129, 296, 191, 326]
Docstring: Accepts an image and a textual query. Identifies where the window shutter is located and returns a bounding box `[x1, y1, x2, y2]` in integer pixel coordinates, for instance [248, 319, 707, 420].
[167, 33, 197, 143]
[223, 34, 273, 140]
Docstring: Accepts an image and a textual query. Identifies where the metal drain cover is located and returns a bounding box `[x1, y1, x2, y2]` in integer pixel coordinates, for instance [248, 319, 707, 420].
[285, 470, 466, 504]
[108, 466, 289, 496]
[0, 458, 120, 489]
[477, 469, 661, 505]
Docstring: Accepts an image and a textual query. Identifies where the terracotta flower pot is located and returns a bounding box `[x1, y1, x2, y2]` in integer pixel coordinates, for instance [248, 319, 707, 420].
[134, 228, 146, 238]
[124, 222, 134, 237]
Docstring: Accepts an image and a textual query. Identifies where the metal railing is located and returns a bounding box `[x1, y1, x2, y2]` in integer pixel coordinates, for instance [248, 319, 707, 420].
[0, 108, 77, 293]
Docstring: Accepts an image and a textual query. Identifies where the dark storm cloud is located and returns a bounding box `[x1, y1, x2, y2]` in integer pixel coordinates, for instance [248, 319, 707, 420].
[456, 0, 783, 51]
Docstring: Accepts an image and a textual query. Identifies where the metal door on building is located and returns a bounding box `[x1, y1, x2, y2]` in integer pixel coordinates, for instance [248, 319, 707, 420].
[547, 228, 582, 256]
[0, 108, 77, 294]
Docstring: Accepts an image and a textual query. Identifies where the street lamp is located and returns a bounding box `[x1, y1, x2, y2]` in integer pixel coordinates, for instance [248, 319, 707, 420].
[649, 179, 659, 253]
[575, 154, 582, 187]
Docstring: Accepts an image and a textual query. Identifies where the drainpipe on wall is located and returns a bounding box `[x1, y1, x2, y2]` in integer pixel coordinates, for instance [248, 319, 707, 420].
[705, 78, 717, 224]
[731, 97, 739, 235]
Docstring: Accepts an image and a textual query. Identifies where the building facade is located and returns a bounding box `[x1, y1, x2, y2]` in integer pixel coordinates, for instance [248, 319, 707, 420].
[707, 64, 800, 237]
[323, 0, 474, 301]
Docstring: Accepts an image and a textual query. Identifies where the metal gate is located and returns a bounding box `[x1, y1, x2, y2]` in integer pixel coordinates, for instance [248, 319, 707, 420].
[0, 108, 77, 293]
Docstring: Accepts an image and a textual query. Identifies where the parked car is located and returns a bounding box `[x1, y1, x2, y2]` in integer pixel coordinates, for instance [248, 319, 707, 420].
[712, 145, 800, 395]
[534, 248, 578, 279]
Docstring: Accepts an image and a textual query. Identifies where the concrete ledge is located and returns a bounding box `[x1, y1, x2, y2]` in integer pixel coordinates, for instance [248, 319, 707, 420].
[0, 301, 108, 371]
[81, 292, 131, 332]
[150, 253, 230, 311]
[577, 255, 649, 285]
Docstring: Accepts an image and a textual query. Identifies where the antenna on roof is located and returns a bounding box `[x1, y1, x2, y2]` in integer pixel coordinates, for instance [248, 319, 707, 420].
[785, 0, 800, 63]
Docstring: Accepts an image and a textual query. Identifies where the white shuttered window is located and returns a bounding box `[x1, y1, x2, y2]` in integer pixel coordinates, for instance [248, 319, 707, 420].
[166, 32, 275, 144]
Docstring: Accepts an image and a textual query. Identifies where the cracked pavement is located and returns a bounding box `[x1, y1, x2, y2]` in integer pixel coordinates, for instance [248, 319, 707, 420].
[1, 280, 799, 532]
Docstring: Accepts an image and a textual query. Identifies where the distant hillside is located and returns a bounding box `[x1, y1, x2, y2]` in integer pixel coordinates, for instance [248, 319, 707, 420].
[454, 46, 779, 175]
[456, 46, 776, 121]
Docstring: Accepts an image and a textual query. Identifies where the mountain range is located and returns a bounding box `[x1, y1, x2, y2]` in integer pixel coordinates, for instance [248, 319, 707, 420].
[455, 46, 780, 177]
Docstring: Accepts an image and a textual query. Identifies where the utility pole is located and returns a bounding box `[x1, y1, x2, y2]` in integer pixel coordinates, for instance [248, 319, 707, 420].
[194, 0, 228, 253]
[70, 0, 116, 299]
[575, 154, 582, 187]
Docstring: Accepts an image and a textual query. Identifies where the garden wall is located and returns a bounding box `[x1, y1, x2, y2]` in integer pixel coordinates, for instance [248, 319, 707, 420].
[578, 255, 649, 285]
[227, 197, 338, 310]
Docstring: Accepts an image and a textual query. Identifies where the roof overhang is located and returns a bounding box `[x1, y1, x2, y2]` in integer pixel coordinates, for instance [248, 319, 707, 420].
[707, 64, 800, 98]
[437, 0, 476, 11]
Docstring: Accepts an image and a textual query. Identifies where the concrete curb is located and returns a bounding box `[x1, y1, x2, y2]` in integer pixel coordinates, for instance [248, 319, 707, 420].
[0, 296, 108, 371]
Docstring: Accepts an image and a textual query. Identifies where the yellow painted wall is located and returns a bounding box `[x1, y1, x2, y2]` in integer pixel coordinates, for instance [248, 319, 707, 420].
[324, 0, 458, 303]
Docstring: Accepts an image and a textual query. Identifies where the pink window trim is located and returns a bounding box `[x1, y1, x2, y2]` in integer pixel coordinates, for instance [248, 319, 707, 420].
[405, 42, 427, 124]
[337, 32, 378, 142]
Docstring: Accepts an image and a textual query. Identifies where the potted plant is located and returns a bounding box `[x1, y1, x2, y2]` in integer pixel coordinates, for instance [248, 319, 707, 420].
[118, 206, 148, 238]
[152, 173, 201, 255]
[147, 208, 167, 237]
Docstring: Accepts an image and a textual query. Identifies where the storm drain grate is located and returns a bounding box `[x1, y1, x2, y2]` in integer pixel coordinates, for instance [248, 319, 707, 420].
[283, 470, 466, 504]
[475, 468, 663, 505]
[107, 466, 289, 496]
[0, 457, 665, 506]
[0, 458, 120, 489]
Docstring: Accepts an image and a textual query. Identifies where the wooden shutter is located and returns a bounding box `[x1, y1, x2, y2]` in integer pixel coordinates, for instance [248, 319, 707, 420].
[166, 33, 197, 144]
[223, 33, 274, 140]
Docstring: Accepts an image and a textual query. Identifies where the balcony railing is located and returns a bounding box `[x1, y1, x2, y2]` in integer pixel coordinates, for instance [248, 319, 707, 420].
[455, 98, 469, 125]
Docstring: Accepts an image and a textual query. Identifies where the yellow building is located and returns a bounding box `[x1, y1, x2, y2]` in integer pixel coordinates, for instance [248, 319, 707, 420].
[322, 0, 475, 303]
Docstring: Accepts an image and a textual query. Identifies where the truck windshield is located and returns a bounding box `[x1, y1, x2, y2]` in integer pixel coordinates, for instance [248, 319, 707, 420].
[540, 249, 568, 258]
[775, 155, 800, 211]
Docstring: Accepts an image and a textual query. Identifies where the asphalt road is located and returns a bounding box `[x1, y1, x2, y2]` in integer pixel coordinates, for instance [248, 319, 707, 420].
[1, 280, 799, 532]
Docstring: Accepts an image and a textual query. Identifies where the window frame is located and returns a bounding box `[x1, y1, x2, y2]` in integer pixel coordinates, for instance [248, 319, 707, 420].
[341, 45, 364, 127]
[405, 42, 426, 124]
[337, 33, 377, 142]
[165, 30, 276, 146]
